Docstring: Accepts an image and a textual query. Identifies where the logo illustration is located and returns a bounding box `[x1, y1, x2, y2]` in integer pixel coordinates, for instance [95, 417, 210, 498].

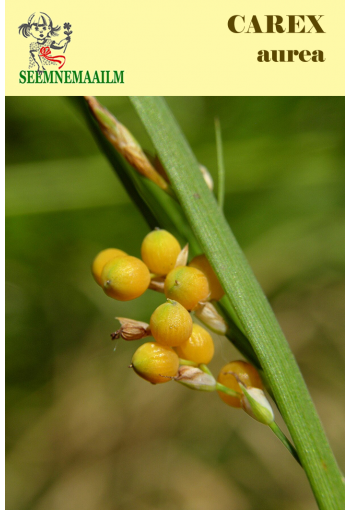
[18, 12, 72, 71]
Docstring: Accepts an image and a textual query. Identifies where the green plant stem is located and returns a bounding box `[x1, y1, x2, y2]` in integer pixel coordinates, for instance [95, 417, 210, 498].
[214, 118, 225, 210]
[269, 421, 301, 466]
[199, 364, 213, 376]
[130, 96, 344, 510]
[178, 358, 198, 367]
[215, 382, 241, 399]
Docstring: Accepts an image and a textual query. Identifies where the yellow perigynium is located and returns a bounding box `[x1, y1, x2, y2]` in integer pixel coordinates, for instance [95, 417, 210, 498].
[131, 342, 179, 384]
[141, 229, 181, 275]
[92, 248, 127, 286]
[150, 299, 193, 347]
[101, 255, 150, 301]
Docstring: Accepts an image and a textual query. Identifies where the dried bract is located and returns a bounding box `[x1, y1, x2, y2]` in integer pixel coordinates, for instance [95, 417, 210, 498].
[113, 317, 151, 341]
[175, 365, 216, 391]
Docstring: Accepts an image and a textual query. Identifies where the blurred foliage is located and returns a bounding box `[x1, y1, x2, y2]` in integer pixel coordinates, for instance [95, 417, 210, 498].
[6, 96, 344, 510]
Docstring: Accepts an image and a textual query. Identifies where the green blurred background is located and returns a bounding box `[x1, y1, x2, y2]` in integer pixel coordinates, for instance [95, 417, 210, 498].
[6, 97, 344, 510]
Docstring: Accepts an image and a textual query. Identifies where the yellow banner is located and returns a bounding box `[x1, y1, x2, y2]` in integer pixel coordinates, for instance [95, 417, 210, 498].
[6, 0, 345, 95]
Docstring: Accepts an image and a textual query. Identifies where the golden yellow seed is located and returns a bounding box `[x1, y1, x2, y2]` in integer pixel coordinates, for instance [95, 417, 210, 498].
[164, 266, 210, 311]
[189, 254, 224, 301]
[92, 248, 127, 286]
[150, 299, 193, 347]
[131, 342, 179, 384]
[217, 360, 263, 408]
[175, 323, 214, 365]
[101, 255, 150, 301]
[141, 229, 181, 275]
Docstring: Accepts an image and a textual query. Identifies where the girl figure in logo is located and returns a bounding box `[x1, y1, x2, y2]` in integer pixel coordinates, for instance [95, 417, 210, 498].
[18, 12, 71, 72]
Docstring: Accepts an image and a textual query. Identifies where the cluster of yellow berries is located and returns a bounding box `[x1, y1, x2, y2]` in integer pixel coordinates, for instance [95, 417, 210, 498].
[92, 229, 265, 412]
